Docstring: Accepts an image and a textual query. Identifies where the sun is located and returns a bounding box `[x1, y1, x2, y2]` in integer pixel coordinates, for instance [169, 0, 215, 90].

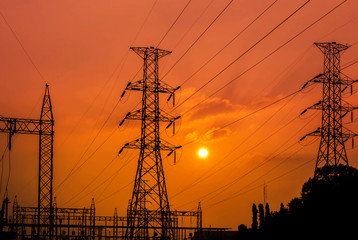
[198, 148, 209, 158]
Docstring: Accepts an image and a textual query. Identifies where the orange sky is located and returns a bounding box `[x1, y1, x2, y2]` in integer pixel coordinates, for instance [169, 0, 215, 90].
[1, 0, 358, 229]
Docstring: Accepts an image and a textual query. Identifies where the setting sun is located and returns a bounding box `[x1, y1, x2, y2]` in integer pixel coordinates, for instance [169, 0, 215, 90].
[198, 148, 209, 158]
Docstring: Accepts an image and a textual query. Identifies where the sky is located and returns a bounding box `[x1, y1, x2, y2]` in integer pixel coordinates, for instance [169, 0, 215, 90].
[0, 0, 358, 229]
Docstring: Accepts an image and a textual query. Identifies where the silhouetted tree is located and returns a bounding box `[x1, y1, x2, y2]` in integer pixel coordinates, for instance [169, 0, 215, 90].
[251, 204, 258, 231]
[279, 203, 285, 213]
[264, 203, 271, 222]
[258, 203, 264, 231]
[238, 224, 248, 232]
[260, 165, 358, 234]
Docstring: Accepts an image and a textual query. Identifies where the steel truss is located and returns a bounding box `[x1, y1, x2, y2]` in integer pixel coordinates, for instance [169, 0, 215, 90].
[0, 85, 54, 239]
[301, 42, 357, 176]
[119, 46, 181, 240]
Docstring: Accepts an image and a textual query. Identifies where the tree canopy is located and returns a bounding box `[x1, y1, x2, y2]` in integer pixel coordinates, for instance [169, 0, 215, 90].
[236, 164, 358, 237]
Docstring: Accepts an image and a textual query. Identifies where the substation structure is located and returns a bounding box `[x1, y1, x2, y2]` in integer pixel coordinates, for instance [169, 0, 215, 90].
[2, 196, 205, 240]
[0, 47, 228, 240]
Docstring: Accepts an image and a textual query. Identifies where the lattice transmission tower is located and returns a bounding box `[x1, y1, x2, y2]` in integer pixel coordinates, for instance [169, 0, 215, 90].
[301, 42, 357, 176]
[119, 46, 181, 240]
[0, 84, 54, 239]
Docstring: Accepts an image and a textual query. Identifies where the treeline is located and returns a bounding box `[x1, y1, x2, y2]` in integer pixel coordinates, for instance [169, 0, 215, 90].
[234, 164, 358, 237]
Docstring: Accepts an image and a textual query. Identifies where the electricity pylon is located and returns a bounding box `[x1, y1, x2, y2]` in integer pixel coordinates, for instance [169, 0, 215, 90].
[301, 42, 357, 176]
[119, 46, 181, 240]
[0, 84, 54, 239]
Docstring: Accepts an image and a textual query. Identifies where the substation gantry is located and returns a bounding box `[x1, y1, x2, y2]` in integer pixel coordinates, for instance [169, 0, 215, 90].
[0, 84, 54, 239]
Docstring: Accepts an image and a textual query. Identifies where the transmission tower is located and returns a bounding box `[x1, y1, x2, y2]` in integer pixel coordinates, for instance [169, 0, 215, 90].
[0, 84, 54, 239]
[119, 46, 181, 240]
[301, 42, 357, 176]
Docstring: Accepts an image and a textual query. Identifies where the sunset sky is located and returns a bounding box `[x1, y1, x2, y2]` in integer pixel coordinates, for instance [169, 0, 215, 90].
[1, 0, 358, 229]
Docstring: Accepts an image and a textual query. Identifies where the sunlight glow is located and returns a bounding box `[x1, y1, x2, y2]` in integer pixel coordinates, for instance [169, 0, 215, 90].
[198, 148, 208, 158]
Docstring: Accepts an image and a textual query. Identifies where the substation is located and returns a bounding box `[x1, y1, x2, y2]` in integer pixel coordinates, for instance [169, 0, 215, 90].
[0, 47, 228, 240]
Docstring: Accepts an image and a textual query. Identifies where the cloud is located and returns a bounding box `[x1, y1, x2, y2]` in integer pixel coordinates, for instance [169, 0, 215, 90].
[188, 97, 236, 121]
[184, 127, 231, 144]
[178, 88, 241, 122]
[203, 127, 232, 143]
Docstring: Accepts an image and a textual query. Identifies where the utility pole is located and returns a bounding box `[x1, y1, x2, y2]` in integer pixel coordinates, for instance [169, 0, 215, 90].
[0, 84, 54, 239]
[301, 42, 357, 176]
[119, 46, 181, 240]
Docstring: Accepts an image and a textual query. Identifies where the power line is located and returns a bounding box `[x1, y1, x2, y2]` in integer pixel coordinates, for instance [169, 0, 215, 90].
[176, 114, 300, 207]
[170, 0, 216, 52]
[131, 0, 159, 45]
[180, 0, 279, 87]
[55, 118, 119, 192]
[202, 144, 305, 206]
[156, 0, 192, 47]
[55, 0, 159, 190]
[161, 0, 237, 80]
[203, 156, 315, 210]
[172, 91, 300, 198]
[95, 154, 135, 200]
[182, 88, 304, 148]
[65, 153, 136, 207]
[174, 95, 319, 205]
[97, 180, 133, 205]
[0, 11, 47, 84]
[342, 58, 358, 70]
[176, 0, 346, 116]
[199, 110, 319, 205]
[57, 49, 131, 151]
[61, 155, 119, 207]
[174, 0, 312, 112]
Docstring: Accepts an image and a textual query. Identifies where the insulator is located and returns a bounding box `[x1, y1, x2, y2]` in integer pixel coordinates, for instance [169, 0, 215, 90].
[167, 150, 174, 157]
[166, 121, 173, 129]
[300, 109, 307, 115]
[120, 90, 126, 98]
[301, 82, 308, 89]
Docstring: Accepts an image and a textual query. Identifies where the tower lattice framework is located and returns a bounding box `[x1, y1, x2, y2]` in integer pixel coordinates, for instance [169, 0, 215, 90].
[302, 42, 357, 176]
[119, 46, 181, 240]
[0, 85, 54, 239]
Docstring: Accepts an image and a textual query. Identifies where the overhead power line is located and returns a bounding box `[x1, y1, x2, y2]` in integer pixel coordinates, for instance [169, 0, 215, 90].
[172, 93, 299, 199]
[174, 0, 312, 113]
[0, 11, 47, 84]
[176, 0, 346, 116]
[203, 157, 315, 210]
[161, 0, 237, 80]
[156, 0, 193, 47]
[169, 0, 348, 205]
[180, 0, 279, 87]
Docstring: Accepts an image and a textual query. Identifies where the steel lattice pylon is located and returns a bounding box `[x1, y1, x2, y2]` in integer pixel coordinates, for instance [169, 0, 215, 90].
[301, 42, 357, 176]
[119, 46, 181, 240]
[0, 84, 54, 239]
[38, 85, 54, 239]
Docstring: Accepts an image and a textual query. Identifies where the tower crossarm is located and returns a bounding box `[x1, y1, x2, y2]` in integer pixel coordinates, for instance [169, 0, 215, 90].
[119, 109, 179, 126]
[302, 73, 357, 90]
[118, 138, 181, 155]
[301, 100, 356, 113]
[0, 117, 53, 135]
[123, 80, 179, 94]
[341, 126, 358, 140]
